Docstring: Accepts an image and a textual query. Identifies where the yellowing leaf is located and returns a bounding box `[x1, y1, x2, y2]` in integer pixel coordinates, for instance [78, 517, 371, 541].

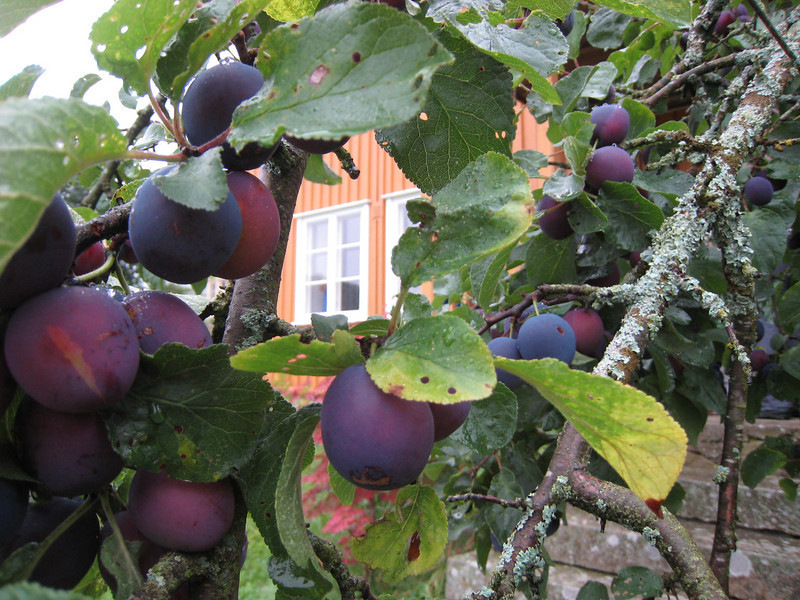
[351, 485, 447, 581]
[495, 358, 687, 511]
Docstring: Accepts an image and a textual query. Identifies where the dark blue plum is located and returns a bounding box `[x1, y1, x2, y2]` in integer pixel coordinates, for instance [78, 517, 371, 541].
[487, 337, 524, 390]
[122, 290, 212, 354]
[428, 401, 471, 441]
[585, 146, 635, 191]
[182, 61, 277, 170]
[321, 364, 434, 490]
[590, 104, 630, 146]
[0, 478, 28, 550]
[517, 314, 576, 365]
[0, 194, 76, 310]
[744, 176, 773, 206]
[128, 168, 242, 284]
[537, 195, 573, 240]
[1, 497, 100, 590]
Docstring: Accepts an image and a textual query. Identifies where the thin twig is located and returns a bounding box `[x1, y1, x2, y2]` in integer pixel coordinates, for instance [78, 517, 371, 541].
[747, 0, 800, 64]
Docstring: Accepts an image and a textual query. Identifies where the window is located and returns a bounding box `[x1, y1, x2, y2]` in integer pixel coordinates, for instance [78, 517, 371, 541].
[384, 189, 424, 311]
[294, 201, 369, 324]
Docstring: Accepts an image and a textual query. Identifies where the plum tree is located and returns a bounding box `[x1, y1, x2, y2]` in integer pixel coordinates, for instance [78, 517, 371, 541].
[128, 168, 243, 284]
[320, 364, 434, 490]
[1, 497, 100, 590]
[128, 471, 236, 553]
[487, 336, 524, 389]
[214, 171, 281, 280]
[3, 286, 140, 413]
[122, 290, 212, 353]
[428, 401, 472, 441]
[16, 397, 124, 497]
[517, 313, 577, 365]
[181, 61, 277, 170]
[0, 194, 75, 310]
[590, 104, 630, 146]
[585, 145, 635, 190]
[536, 195, 573, 240]
[563, 308, 605, 356]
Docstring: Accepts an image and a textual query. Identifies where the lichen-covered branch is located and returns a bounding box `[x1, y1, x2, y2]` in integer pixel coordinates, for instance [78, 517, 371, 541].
[309, 532, 378, 600]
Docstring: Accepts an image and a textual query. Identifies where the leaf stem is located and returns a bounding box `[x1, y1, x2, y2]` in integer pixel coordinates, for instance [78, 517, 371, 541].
[388, 284, 410, 335]
[99, 492, 145, 588]
[75, 252, 116, 283]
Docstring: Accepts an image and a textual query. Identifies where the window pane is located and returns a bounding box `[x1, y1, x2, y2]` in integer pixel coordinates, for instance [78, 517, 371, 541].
[339, 214, 360, 244]
[309, 252, 327, 281]
[340, 281, 359, 311]
[340, 247, 359, 278]
[309, 283, 327, 313]
[309, 220, 328, 250]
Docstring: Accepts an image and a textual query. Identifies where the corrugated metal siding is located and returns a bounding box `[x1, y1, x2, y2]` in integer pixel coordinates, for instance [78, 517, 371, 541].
[276, 109, 554, 324]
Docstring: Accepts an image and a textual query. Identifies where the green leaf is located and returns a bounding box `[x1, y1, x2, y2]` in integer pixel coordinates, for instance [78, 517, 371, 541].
[264, 0, 319, 21]
[303, 153, 343, 185]
[543, 169, 585, 198]
[744, 202, 794, 279]
[621, 97, 656, 139]
[593, 0, 691, 28]
[375, 29, 516, 196]
[152, 149, 229, 210]
[610, 566, 664, 599]
[391, 152, 533, 286]
[779, 345, 800, 380]
[516, 0, 575, 20]
[494, 358, 688, 507]
[596, 182, 664, 251]
[104, 344, 272, 481]
[99, 537, 146, 600]
[0, 1, 61, 37]
[328, 462, 356, 505]
[367, 315, 496, 403]
[90, 0, 198, 95]
[311, 314, 349, 342]
[577, 581, 610, 600]
[570, 194, 609, 234]
[586, 7, 631, 50]
[0, 65, 44, 100]
[741, 445, 787, 488]
[0, 98, 127, 277]
[350, 318, 391, 338]
[514, 149, 550, 177]
[230, 330, 364, 376]
[470, 242, 516, 309]
[69, 74, 102, 100]
[274, 405, 339, 600]
[0, 582, 91, 600]
[230, 3, 453, 148]
[779, 477, 798, 502]
[483, 470, 524, 541]
[779, 282, 800, 334]
[526, 234, 578, 287]
[634, 168, 693, 198]
[351, 485, 447, 581]
[449, 383, 518, 454]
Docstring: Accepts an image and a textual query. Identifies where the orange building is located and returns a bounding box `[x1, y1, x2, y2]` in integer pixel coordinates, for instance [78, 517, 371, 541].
[276, 107, 554, 326]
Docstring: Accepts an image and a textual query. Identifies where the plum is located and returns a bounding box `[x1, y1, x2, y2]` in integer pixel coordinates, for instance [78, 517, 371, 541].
[73, 241, 105, 276]
[585, 146, 635, 190]
[590, 104, 630, 147]
[428, 401, 471, 441]
[744, 176, 773, 206]
[537, 195, 573, 240]
[122, 290, 212, 354]
[563, 308, 604, 356]
[517, 313, 576, 365]
[487, 337, 524, 390]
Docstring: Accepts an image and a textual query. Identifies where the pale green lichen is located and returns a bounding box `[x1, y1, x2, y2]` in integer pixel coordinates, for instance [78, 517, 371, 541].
[714, 466, 730, 484]
[642, 526, 661, 547]
[512, 547, 546, 587]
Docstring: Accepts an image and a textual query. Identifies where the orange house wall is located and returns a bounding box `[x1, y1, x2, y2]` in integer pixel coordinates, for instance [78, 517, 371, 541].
[276, 106, 554, 325]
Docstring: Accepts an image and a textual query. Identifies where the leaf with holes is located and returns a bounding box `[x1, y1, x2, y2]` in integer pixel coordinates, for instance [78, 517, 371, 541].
[104, 344, 272, 482]
[0, 65, 44, 101]
[367, 315, 496, 403]
[494, 358, 688, 512]
[90, 0, 197, 95]
[376, 29, 516, 196]
[230, 330, 364, 376]
[351, 485, 447, 581]
[391, 152, 533, 287]
[229, 2, 452, 149]
[0, 98, 127, 277]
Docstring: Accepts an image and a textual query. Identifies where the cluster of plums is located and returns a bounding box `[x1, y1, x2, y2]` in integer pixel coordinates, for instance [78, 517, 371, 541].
[321, 364, 472, 491]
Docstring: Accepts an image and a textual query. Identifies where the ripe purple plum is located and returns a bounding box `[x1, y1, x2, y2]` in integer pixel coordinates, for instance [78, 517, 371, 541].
[122, 290, 212, 354]
[214, 171, 281, 280]
[129, 471, 235, 553]
[714, 10, 736, 35]
[563, 308, 604, 356]
[585, 146, 635, 191]
[537, 195, 573, 240]
[4, 286, 140, 413]
[590, 104, 630, 146]
[0, 478, 28, 550]
[428, 401, 471, 441]
[16, 397, 124, 496]
[321, 364, 434, 490]
[128, 167, 243, 284]
[284, 135, 350, 155]
[517, 313, 576, 365]
[182, 61, 277, 170]
[487, 336, 524, 390]
[73, 241, 106, 276]
[2, 497, 100, 590]
[744, 176, 773, 206]
[750, 348, 770, 372]
[0, 194, 76, 310]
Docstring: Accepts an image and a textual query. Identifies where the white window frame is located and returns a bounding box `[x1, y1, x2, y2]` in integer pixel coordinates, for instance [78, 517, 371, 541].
[294, 200, 370, 325]
[384, 188, 424, 312]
